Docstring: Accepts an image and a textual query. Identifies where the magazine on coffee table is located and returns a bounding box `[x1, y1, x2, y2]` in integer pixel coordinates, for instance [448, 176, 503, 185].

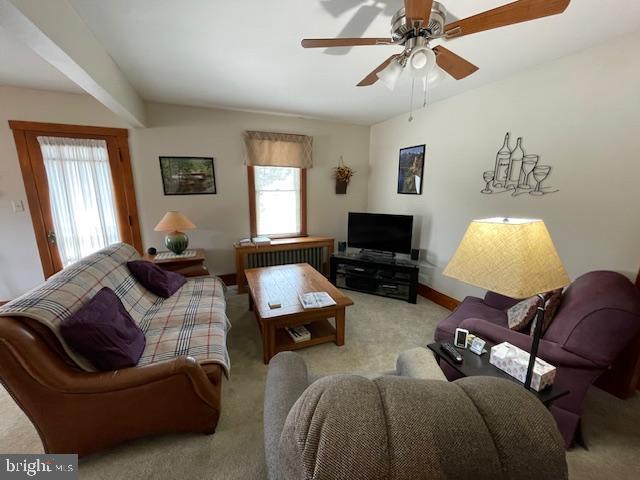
[298, 292, 336, 309]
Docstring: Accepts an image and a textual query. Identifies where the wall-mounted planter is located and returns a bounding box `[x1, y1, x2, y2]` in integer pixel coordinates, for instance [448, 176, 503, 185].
[335, 179, 349, 194]
[333, 156, 354, 196]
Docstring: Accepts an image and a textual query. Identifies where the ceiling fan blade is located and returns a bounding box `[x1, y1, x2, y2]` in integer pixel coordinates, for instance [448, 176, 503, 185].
[326, 5, 385, 56]
[444, 0, 570, 38]
[357, 55, 399, 87]
[405, 0, 434, 25]
[301, 38, 392, 48]
[433, 46, 479, 80]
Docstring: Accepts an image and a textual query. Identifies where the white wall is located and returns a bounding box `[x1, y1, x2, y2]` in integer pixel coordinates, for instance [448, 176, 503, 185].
[4, 30, 639, 301]
[131, 103, 369, 277]
[0, 89, 369, 299]
[368, 30, 640, 301]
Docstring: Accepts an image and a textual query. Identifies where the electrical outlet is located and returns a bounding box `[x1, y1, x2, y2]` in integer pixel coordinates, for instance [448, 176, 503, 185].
[11, 200, 25, 213]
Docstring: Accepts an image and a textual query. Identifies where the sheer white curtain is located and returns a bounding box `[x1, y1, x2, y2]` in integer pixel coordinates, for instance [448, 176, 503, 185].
[38, 136, 120, 267]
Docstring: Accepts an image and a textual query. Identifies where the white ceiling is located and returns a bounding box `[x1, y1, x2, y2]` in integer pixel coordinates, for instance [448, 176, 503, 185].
[0, 26, 81, 94]
[3, 1, 640, 125]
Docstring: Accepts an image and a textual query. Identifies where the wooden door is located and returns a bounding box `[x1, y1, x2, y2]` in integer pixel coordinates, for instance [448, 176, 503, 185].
[10, 121, 142, 278]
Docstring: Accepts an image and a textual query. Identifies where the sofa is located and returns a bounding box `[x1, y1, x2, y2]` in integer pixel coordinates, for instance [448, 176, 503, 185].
[264, 350, 567, 480]
[435, 270, 640, 447]
[0, 243, 230, 457]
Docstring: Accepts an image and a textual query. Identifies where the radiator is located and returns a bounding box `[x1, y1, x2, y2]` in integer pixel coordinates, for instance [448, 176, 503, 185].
[247, 247, 325, 273]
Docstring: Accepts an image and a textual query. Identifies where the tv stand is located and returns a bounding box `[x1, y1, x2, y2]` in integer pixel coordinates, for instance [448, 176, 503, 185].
[330, 253, 419, 304]
[358, 249, 395, 262]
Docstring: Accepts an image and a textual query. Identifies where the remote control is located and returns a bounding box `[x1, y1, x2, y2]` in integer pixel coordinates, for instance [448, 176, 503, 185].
[440, 342, 463, 364]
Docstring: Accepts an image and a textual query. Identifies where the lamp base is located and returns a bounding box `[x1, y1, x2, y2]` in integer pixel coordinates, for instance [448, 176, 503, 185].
[524, 294, 546, 390]
[165, 231, 189, 255]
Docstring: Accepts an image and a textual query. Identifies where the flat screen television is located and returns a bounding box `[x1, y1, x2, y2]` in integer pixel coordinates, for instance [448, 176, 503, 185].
[348, 212, 413, 254]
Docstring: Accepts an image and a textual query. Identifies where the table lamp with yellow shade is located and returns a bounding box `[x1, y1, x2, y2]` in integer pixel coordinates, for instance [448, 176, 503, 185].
[443, 217, 570, 390]
[154, 211, 196, 255]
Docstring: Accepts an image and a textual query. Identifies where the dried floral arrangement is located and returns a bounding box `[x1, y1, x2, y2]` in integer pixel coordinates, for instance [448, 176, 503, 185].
[333, 157, 355, 183]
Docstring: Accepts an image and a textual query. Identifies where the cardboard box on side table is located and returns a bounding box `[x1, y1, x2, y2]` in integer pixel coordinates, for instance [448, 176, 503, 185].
[489, 342, 556, 392]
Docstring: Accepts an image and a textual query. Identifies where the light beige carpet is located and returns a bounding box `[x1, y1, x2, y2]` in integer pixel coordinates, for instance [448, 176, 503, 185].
[1, 288, 639, 479]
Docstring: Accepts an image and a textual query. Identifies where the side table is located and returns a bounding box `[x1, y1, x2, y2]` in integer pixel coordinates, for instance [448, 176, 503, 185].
[427, 341, 569, 407]
[143, 249, 209, 277]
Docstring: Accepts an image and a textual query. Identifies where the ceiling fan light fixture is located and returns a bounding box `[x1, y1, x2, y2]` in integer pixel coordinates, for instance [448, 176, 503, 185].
[376, 57, 404, 91]
[409, 46, 436, 78]
[304, 0, 574, 89]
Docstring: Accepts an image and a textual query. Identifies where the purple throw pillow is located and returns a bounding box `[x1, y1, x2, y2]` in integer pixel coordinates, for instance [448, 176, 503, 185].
[127, 260, 186, 298]
[60, 287, 145, 371]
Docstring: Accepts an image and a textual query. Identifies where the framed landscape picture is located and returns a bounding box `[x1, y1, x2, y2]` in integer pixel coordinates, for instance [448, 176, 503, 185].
[159, 156, 216, 195]
[397, 145, 425, 195]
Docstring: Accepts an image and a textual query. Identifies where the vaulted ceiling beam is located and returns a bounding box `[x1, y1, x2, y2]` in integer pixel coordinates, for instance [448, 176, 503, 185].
[0, 0, 146, 127]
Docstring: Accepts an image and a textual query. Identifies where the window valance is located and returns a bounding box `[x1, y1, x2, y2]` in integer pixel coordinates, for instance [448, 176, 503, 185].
[244, 131, 313, 168]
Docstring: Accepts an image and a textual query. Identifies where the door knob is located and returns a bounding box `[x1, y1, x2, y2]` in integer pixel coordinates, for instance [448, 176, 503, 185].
[47, 231, 57, 245]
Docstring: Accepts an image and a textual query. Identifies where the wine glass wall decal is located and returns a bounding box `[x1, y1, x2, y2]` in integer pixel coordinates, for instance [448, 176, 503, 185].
[482, 170, 494, 194]
[519, 155, 538, 189]
[482, 132, 558, 197]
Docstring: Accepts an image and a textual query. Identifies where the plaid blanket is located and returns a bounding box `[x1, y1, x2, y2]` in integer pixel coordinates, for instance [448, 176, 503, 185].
[0, 243, 230, 376]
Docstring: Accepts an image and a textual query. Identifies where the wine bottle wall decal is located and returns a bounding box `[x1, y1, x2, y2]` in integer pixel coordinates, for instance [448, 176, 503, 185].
[481, 132, 558, 197]
[493, 133, 511, 188]
[505, 137, 524, 189]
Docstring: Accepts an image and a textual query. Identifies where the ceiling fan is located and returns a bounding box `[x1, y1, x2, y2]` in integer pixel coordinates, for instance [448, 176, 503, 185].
[301, 0, 571, 90]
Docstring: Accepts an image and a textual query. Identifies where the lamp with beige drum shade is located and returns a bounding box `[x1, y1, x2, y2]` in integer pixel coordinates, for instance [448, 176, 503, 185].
[154, 211, 196, 255]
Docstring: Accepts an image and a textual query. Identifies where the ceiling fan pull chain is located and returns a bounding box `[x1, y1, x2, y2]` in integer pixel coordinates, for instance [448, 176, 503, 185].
[408, 78, 415, 122]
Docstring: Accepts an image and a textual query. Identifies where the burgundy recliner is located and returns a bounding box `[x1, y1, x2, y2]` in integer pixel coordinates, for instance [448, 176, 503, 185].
[434, 270, 640, 447]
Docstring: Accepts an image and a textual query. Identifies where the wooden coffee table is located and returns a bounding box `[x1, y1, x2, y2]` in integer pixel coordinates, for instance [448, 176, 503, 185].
[244, 263, 353, 364]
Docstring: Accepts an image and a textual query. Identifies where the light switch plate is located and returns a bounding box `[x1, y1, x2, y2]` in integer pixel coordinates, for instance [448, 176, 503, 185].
[11, 200, 25, 213]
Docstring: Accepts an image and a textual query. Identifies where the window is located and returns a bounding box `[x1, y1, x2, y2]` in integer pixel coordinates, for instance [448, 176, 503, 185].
[249, 166, 307, 238]
[39, 136, 121, 267]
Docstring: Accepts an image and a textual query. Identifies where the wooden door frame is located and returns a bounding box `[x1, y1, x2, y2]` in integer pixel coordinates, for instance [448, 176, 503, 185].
[9, 120, 143, 278]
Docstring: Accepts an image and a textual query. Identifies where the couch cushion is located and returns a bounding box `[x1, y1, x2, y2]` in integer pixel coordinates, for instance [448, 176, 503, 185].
[435, 296, 507, 341]
[127, 260, 187, 298]
[278, 375, 567, 480]
[136, 276, 230, 376]
[0, 243, 141, 370]
[265, 352, 310, 480]
[60, 287, 145, 371]
[0, 243, 231, 376]
[279, 375, 389, 480]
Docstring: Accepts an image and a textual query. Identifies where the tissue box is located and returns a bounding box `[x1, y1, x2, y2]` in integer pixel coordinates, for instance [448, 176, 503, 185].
[489, 342, 556, 392]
